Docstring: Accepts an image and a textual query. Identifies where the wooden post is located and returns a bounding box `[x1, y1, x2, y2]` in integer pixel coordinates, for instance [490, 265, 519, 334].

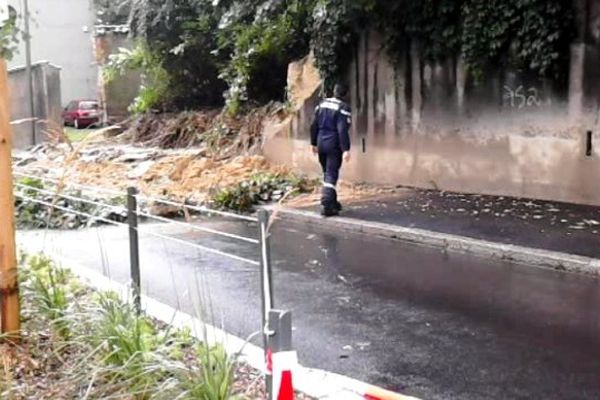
[0, 59, 20, 339]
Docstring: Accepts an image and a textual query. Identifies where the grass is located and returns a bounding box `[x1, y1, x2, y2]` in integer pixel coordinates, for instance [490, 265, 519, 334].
[65, 127, 100, 143]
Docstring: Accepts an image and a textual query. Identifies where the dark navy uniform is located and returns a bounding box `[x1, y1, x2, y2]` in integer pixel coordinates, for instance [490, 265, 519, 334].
[310, 96, 352, 214]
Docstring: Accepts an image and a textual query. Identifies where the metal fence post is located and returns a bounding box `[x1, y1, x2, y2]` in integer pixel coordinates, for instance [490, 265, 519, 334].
[127, 187, 141, 313]
[268, 309, 292, 353]
[257, 209, 274, 396]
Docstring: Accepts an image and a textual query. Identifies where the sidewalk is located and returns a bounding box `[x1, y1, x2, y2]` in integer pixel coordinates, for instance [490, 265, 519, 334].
[283, 187, 600, 260]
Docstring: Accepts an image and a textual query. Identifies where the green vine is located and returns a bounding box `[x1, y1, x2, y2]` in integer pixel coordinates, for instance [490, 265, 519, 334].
[217, 0, 315, 114]
[462, 0, 574, 80]
[310, 0, 374, 94]
[117, 0, 575, 112]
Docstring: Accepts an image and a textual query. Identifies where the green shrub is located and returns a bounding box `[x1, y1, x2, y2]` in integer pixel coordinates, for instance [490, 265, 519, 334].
[178, 344, 236, 400]
[103, 43, 171, 114]
[21, 254, 72, 339]
[212, 172, 314, 212]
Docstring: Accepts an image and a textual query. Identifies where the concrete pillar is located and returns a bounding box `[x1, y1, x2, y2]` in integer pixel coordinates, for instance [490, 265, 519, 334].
[456, 57, 467, 115]
[569, 43, 586, 121]
[410, 41, 422, 129]
[574, 0, 590, 42]
[394, 49, 409, 132]
[367, 31, 376, 138]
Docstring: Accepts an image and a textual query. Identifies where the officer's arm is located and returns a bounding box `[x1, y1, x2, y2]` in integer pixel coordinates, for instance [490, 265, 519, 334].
[337, 105, 352, 152]
[310, 105, 320, 147]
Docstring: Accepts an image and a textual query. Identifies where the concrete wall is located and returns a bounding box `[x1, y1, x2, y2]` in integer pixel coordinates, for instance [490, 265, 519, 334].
[265, 1, 600, 207]
[8, 0, 97, 104]
[94, 29, 141, 119]
[9, 62, 62, 149]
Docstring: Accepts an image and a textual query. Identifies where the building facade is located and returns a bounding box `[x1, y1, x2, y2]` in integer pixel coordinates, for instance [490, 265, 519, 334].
[8, 0, 97, 105]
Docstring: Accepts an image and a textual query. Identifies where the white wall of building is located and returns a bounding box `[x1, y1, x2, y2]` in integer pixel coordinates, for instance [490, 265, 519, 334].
[8, 0, 97, 105]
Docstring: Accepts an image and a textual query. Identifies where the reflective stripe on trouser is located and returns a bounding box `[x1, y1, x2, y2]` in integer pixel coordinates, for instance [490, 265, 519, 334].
[321, 184, 338, 209]
[318, 150, 342, 209]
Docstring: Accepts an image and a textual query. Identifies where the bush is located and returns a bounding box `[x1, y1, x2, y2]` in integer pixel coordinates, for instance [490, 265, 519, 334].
[103, 43, 171, 114]
[212, 172, 314, 212]
[14, 178, 127, 230]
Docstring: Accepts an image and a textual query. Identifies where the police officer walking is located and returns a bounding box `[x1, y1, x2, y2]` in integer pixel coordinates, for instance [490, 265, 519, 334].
[310, 83, 352, 217]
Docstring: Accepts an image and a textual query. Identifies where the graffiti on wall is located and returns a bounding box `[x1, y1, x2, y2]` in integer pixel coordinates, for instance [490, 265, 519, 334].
[503, 85, 552, 109]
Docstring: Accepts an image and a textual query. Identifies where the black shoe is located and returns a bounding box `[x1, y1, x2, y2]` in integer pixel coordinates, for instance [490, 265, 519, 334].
[321, 207, 339, 217]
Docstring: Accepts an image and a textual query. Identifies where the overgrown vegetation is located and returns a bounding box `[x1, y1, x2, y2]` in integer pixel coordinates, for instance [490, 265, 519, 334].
[103, 42, 170, 113]
[100, 0, 576, 114]
[14, 177, 126, 230]
[1, 253, 252, 399]
[93, 0, 130, 25]
[460, 0, 574, 81]
[212, 172, 315, 212]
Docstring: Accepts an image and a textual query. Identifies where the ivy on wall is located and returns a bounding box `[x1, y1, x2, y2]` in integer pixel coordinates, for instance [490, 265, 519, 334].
[97, 0, 577, 113]
[376, 0, 574, 81]
[310, 0, 374, 93]
[461, 0, 574, 82]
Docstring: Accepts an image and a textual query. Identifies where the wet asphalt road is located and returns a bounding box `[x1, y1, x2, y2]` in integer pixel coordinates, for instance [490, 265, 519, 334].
[345, 190, 600, 258]
[19, 217, 600, 400]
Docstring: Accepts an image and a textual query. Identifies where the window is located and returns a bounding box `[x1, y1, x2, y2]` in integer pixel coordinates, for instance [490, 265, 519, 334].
[79, 101, 99, 110]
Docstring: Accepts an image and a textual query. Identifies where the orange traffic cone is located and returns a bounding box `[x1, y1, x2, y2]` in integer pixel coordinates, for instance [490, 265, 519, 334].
[277, 370, 294, 400]
[272, 350, 298, 400]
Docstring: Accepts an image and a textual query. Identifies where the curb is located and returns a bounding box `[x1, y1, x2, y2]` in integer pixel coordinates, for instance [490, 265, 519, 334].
[267, 207, 600, 276]
[17, 238, 419, 400]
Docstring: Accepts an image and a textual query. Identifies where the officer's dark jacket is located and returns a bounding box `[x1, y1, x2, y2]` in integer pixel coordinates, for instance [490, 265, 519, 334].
[310, 97, 352, 152]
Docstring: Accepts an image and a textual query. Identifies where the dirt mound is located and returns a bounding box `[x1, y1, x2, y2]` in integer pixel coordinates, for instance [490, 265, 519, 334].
[121, 107, 277, 156]
[16, 139, 296, 206]
[137, 155, 287, 202]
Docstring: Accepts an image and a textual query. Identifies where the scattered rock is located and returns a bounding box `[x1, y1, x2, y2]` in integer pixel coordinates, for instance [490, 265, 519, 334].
[127, 160, 156, 179]
[117, 149, 158, 163]
[147, 202, 182, 217]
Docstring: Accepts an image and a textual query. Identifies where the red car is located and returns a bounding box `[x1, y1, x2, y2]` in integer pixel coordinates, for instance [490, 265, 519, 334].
[62, 100, 101, 129]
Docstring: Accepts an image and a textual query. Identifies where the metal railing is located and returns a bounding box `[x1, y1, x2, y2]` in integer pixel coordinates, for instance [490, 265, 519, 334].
[13, 175, 290, 398]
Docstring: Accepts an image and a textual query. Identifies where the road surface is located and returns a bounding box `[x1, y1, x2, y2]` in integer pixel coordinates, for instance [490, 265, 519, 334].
[19, 216, 600, 400]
